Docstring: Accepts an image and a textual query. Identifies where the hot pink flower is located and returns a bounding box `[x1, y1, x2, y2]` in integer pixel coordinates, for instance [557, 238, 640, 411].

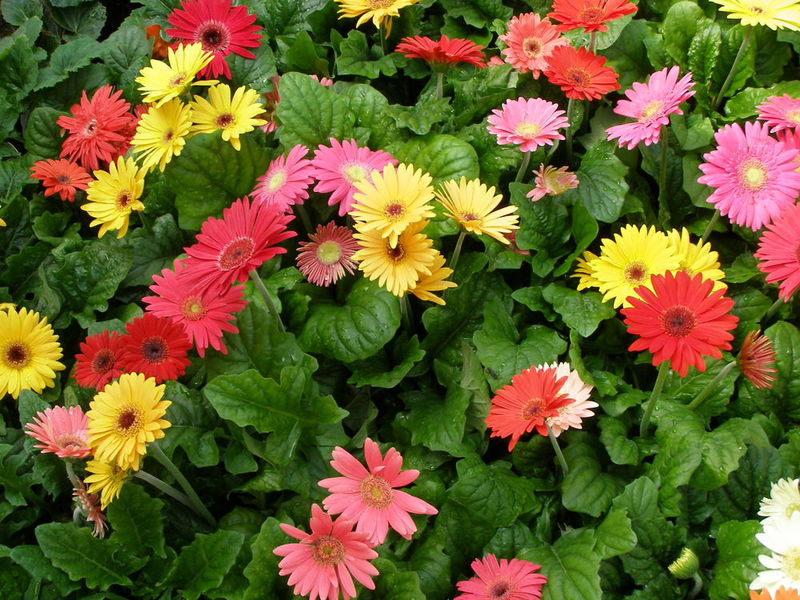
[318, 437, 438, 546]
[606, 66, 695, 150]
[25, 406, 91, 459]
[698, 121, 800, 230]
[455, 554, 548, 600]
[499, 13, 569, 78]
[757, 94, 800, 133]
[252, 145, 316, 212]
[527, 164, 579, 201]
[274, 504, 379, 600]
[756, 201, 800, 301]
[297, 222, 359, 287]
[487, 97, 568, 152]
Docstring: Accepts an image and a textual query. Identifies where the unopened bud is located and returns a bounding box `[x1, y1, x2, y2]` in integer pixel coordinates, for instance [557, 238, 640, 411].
[668, 548, 699, 579]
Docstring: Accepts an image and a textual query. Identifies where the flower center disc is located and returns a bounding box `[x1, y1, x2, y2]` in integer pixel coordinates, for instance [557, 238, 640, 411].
[218, 236, 255, 271]
[739, 157, 768, 191]
[384, 202, 406, 221]
[359, 475, 393, 508]
[181, 296, 206, 321]
[565, 68, 589, 87]
[316, 240, 343, 265]
[216, 113, 234, 128]
[311, 536, 346, 566]
[92, 349, 116, 374]
[523, 37, 542, 57]
[520, 398, 544, 421]
[343, 163, 368, 183]
[639, 100, 664, 122]
[55, 434, 85, 450]
[579, 6, 606, 22]
[4, 342, 30, 368]
[782, 548, 800, 580]
[489, 580, 513, 600]
[368, 0, 394, 8]
[142, 337, 168, 363]
[787, 109, 800, 125]
[515, 121, 542, 137]
[623, 261, 648, 285]
[117, 191, 134, 209]
[196, 20, 231, 52]
[660, 305, 697, 337]
[116, 407, 142, 435]
[268, 170, 286, 191]
[386, 242, 406, 262]
[57, 175, 70, 185]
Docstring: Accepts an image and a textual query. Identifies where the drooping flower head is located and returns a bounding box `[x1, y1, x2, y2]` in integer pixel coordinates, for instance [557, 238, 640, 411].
[544, 45, 620, 100]
[136, 42, 216, 106]
[711, 0, 800, 30]
[296, 222, 359, 287]
[621, 271, 739, 377]
[757, 94, 800, 132]
[751, 512, 800, 594]
[74, 330, 125, 390]
[395, 35, 486, 69]
[166, 0, 262, 79]
[738, 330, 778, 389]
[25, 406, 91, 459]
[455, 554, 548, 600]
[760, 479, 800, 525]
[251, 145, 316, 211]
[409, 251, 456, 305]
[82, 156, 146, 239]
[0, 307, 65, 399]
[73, 480, 108, 538]
[29, 159, 92, 202]
[190, 83, 266, 151]
[544, 362, 597, 437]
[606, 66, 695, 150]
[487, 97, 569, 152]
[335, 0, 419, 37]
[130, 98, 193, 172]
[548, 0, 637, 32]
[666, 227, 727, 291]
[118, 313, 192, 383]
[84, 459, 129, 510]
[274, 504, 379, 600]
[698, 121, 800, 231]
[756, 202, 800, 301]
[527, 164, 579, 201]
[436, 177, 519, 244]
[499, 13, 569, 78]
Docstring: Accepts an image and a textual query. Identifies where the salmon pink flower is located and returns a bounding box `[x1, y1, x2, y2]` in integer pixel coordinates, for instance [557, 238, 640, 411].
[499, 13, 568, 78]
[29, 159, 92, 202]
[73, 330, 125, 390]
[455, 553, 548, 600]
[73, 480, 108, 538]
[527, 164, 579, 201]
[757, 94, 800, 133]
[756, 202, 800, 301]
[487, 97, 568, 152]
[252, 145, 316, 212]
[544, 362, 597, 437]
[25, 406, 91, 459]
[296, 222, 359, 287]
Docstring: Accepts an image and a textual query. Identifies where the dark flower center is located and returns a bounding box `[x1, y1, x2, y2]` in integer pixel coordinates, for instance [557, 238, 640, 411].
[384, 202, 406, 220]
[218, 237, 255, 271]
[521, 398, 544, 421]
[196, 20, 231, 52]
[216, 113, 234, 128]
[489, 581, 512, 599]
[660, 305, 697, 338]
[580, 7, 606, 22]
[117, 409, 137, 431]
[92, 349, 116, 374]
[57, 175, 70, 185]
[386, 243, 406, 262]
[624, 261, 647, 284]
[565, 67, 590, 87]
[84, 119, 98, 136]
[117, 191, 133, 208]
[141, 337, 167, 363]
[4, 342, 30, 368]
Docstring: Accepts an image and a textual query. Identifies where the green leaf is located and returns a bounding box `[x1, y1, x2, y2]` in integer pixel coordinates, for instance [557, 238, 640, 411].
[397, 387, 470, 456]
[714, 25, 756, 101]
[595, 510, 638, 559]
[0, 36, 38, 102]
[159, 382, 220, 468]
[391, 134, 480, 183]
[35, 37, 101, 91]
[284, 30, 328, 74]
[598, 416, 639, 465]
[691, 419, 769, 491]
[439, 0, 512, 27]
[348, 334, 425, 388]
[165, 530, 245, 600]
[561, 442, 624, 517]
[687, 21, 721, 107]
[510, 184, 570, 255]
[23, 107, 68, 159]
[370, 558, 425, 600]
[227, 42, 277, 93]
[563, 141, 629, 223]
[542, 284, 615, 337]
[121, 213, 183, 286]
[243, 517, 285, 600]
[2, 0, 43, 26]
[341, 83, 398, 148]
[724, 81, 800, 121]
[246, 0, 326, 36]
[709, 521, 763, 600]
[409, 531, 452, 600]
[336, 30, 398, 78]
[101, 25, 151, 100]
[520, 530, 602, 600]
[661, 1, 705, 67]
[9, 545, 79, 596]
[450, 63, 517, 129]
[107, 484, 166, 559]
[671, 114, 715, 151]
[386, 95, 452, 136]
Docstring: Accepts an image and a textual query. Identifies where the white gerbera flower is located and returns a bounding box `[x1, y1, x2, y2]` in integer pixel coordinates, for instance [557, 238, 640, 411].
[751, 512, 800, 594]
[760, 479, 800, 525]
[543, 362, 598, 437]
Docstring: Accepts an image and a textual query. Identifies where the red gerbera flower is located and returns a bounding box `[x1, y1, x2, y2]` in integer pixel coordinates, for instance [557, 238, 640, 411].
[73, 330, 125, 390]
[544, 45, 620, 100]
[485, 366, 571, 451]
[621, 271, 739, 377]
[395, 35, 486, 69]
[166, 0, 262, 79]
[57, 85, 134, 171]
[118, 313, 192, 383]
[755, 202, 800, 301]
[737, 330, 777, 390]
[548, 0, 637, 33]
[29, 159, 92, 202]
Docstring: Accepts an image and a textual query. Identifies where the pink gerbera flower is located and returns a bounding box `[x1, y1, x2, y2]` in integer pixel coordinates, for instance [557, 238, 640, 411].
[252, 145, 316, 212]
[499, 13, 569, 78]
[318, 437, 438, 546]
[25, 406, 91, 459]
[73, 480, 108, 538]
[526, 164, 579, 201]
[274, 504, 379, 600]
[311, 138, 397, 216]
[310, 74, 334, 86]
[455, 554, 548, 600]
[757, 94, 800, 133]
[756, 201, 800, 301]
[182, 197, 295, 293]
[487, 97, 569, 152]
[165, 0, 262, 79]
[606, 66, 695, 150]
[543, 362, 598, 437]
[697, 121, 800, 230]
[143, 260, 248, 356]
[297, 222, 359, 287]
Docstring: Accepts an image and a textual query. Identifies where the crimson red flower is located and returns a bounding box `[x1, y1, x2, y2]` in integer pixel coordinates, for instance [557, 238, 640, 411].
[166, 0, 262, 79]
[118, 313, 192, 383]
[395, 35, 485, 68]
[548, 0, 637, 33]
[73, 330, 125, 390]
[737, 330, 777, 390]
[29, 159, 92, 202]
[621, 271, 739, 377]
[544, 45, 620, 100]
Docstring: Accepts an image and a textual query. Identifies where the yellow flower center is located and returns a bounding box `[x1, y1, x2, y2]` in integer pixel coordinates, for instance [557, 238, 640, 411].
[786, 503, 800, 519]
[358, 475, 393, 508]
[739, 157, 768, 191]
[180, 296, 206, 321]
[310, 536, 346, 566]
[368, 0, 395, 8]
[514, 121, 542, 137]
[3, 342, 30, 369]
[623, 261, 648, 285]
[782, 547, 800, 580]
[115, 406, 143, 436]
[343, 164, 367, 183]
[384, 202, 406, 221]
[268, 170, 286, 191]
[170, 74, 187, 88]
[521, 398, 545, 421]
[316, 241, 342, 265]
[639, 100, 664, 121]
[787, 109, 800, 125]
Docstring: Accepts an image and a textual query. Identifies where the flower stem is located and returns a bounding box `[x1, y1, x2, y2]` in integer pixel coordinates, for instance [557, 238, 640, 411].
[547, 424, 569, 475]
[149, 443, 216, 527]
[514, 150, 532, 183]
[400, 295, 414, 332]
[687, 361, 737, 411]
[589, 31, 597, 52]
[249, 270, 285, 333]
[700, 209, 720, 243]
[296, 204, 313, 234]
[379, 22, 387, 55]
[713, 26, 753, 110]
[135, 470, 194, 511]
[565, 98, 576, 162]
[450, 230, 466, 271]
[689, 573, 704, 600]
[435, 71, 444, 99]
[657, 134, 671, 229]
[64, 460, 80, 489]
[640, 362, 670, 437]
[763, 297, 784, 323]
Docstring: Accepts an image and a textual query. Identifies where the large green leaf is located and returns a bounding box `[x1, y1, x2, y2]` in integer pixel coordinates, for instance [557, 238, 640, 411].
[9, 545, 79, 596]
[542, 284, 615, 337]
[35, 37, 101, 91]
[709, 521, 763, 600]
[243, 518, 286, 600]
[520, 530, 602, 600]
[661, 1, 705, 67]
[348, 334, 425, 388]
[107, 484, 166, 558]
[392, 134, 480, 183]
[246, 0, 326, 36]
[165, 530, 245, 600]
[562, 141, 629, 223]
[336, 30, 398, 79]
[561, 442, 624, 517]
[0, 36, 38, 102]
[24, 107, 68, 159]
[1, 0, 43, 26]
[121, 213, 184, 287]
[595, 509, 638, 560]
[158, 382, 220, 468]
[396, 387, 470, 456]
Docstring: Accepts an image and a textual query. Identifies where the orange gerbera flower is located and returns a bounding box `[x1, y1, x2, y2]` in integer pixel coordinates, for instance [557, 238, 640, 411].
[548, 0, 637, 33]
[29, 159, 92, 202]
[544, 45, 620, 100]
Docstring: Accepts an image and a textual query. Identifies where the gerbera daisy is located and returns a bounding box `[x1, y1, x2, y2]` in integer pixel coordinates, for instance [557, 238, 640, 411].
[73, 480, 108, 538]
[118, 313, 192, 383]
[353, 220, 437, 296]
[666, 227, 726, 291]
[606, 66, 696, 150]
[526, 163, 579, 201]
[760, 479, 800, 525]
[145, 24, 170, 59]
[319, 437, 438, 546]
[183, 197, 295, 292]
[548, 0, 638, 32]
[335, 0, 419, 37]
[409, 251, 457, 305]
[395, 35, 486, 69]
[84, 459, 130, 510]
[698, 121, 800, 231]
[57, 85, 133, 171]
[485, 365, 571, 451]
[738, 330, 778, 389]
[499, 13, 569, 78]
[143, 261, 248, 357]
[621, 271, 739, 377]
[136, 42, 216, 107]
[130, 98, 192, 172]
[310, 74, 334, 86]
[544, 45, 620, 100]
[751, 588, 800, 600]
[544, 362, 598, 437]
[758, 95, 800, 132]
[82, 156, 146, 239]
[777, 128, 800, 162]
[274, 504, 379, 600]
[711, 0, 800, 30]
[311, 138, 397, 216]
[296, 222, 359, 287]
[251, 145, 315, 211]
[436, 177, 519, 244]
[351, 163, 436, 248]
[166, 0, 262, 79]
[588, 224, 681, 308]
[73, 330, 125, 390]
[25, 406, 91, 459]
[487, 97, 569, 152]
[190, 83, 266, 151]
[87, 372, 171, 471]
[455, 554, 548, 600]
[0, 307, 65, 399]
[756, 202, 800, 300]
[752, 513, 800, 593]
[572, 250, 601, 290]
[29, 159, 92, 202]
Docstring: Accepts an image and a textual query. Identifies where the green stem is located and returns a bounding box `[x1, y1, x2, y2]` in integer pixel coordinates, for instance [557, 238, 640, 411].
[296, 204, 314, 234]
[713, 26, 753, 110]
[134, 470, 194, 510]
[149, 443, 216, 526]
[763, 297, 785, 323]
[64, 461, 80, 489]
[400, 295, 414, 332]
[435, 71, 444, 99]
[657, 134, 671, 229]
[544, 140, 560, 166]
[566, 98, 576, 162]
[547, 424, 569, 475]
[514, 150, 532, 183]
[700, 209, 720, 243]
[640, 362, 670, 437]
[379, 22, 387, 55]
[450, 230, 466, 271]
[688, 573, 703, 600]
[687, 361, 737, 411]
[249, 270, 285, 333]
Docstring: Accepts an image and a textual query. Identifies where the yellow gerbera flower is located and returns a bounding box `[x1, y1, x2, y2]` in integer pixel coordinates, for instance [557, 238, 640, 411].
[335, 0, 419, 36]
[131, 99, 192, 172]
[85, 459, 129, 510]
[82, 157, 146, 239]
[572, 250, 601, 291]
[667, 228, 727, 291]
[87, 373, 171, 471]
[351, 163, 436, 248]
[136, 42, 216, 107]
[435, 177, 519, 244]
[0, 218, 5, 226]
[588, 224, 680, 308]
[0, 307, 64, 399]
[353, 220, 437, 296]
[409, 251, 457, 305]
[189, 83, 266, 151]
[710, 0, 800, 30]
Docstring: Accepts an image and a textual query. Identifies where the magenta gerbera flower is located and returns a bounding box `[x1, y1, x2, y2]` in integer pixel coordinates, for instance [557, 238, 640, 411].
[455, 554, 548, 600]
[318, 437, 438, 546]
[25, 406, 91, 459]
[251, 145, 316, 213]
[757, 94, 800, 133]
[697, 121, 800, 231]
[311, 138, 397, 216]
[487, 97, 568, 152]
[296, 222, 359, 287]
[606, 66, 695, 150]
[165, 0, 262, 79]
[755, 202, 800, 301]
